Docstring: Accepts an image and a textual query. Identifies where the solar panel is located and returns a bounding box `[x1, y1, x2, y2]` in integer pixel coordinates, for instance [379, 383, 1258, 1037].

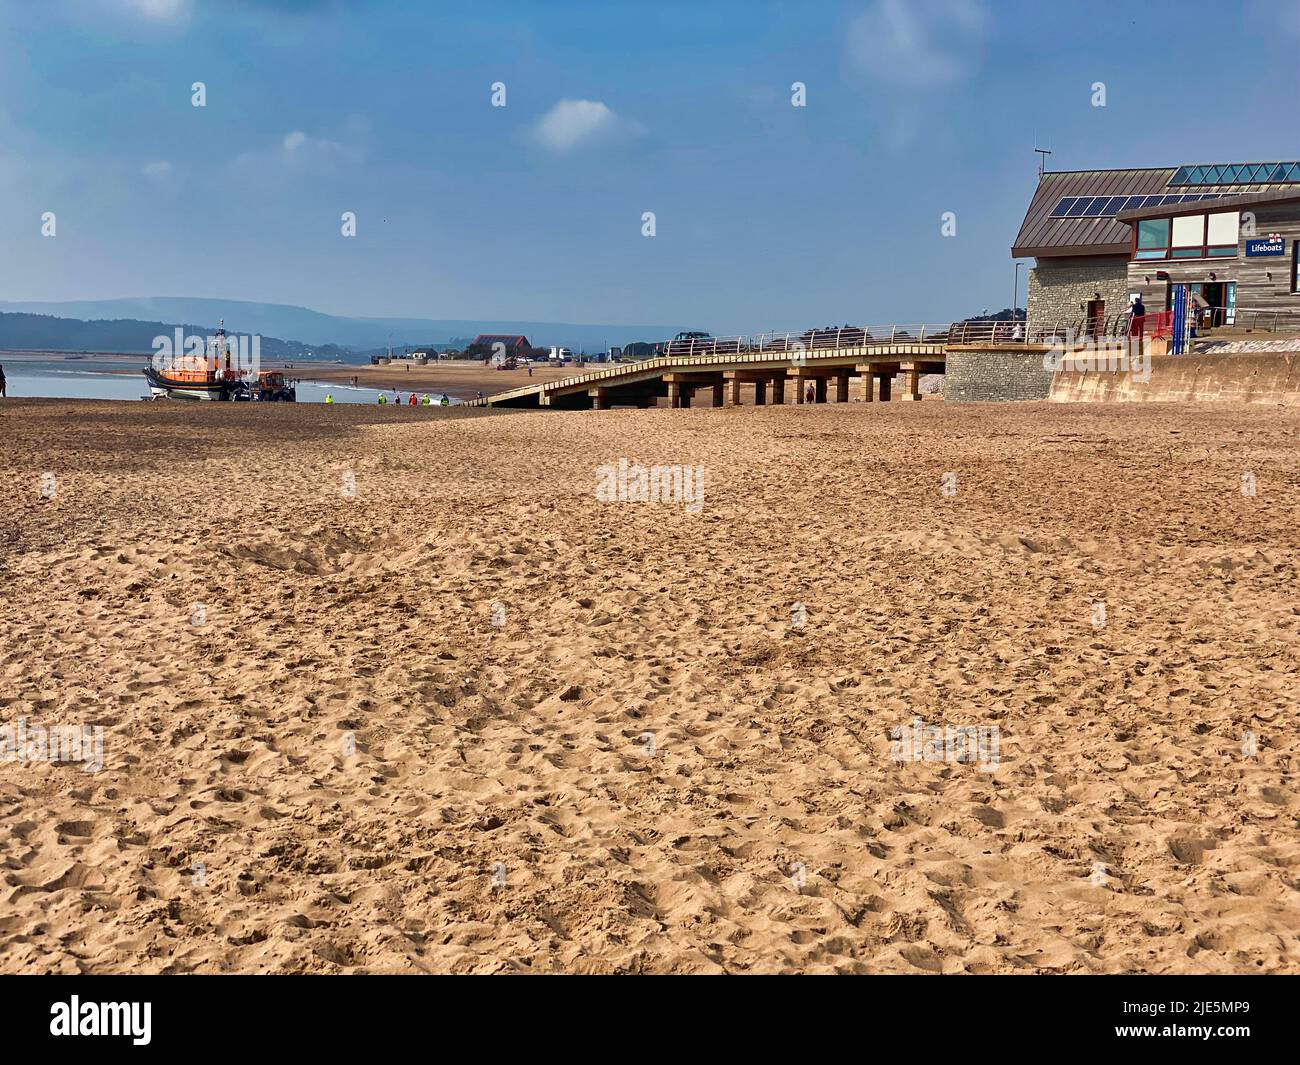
[1051, 192, 1183, 219]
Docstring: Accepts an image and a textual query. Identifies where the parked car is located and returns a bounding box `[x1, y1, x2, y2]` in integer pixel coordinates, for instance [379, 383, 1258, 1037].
[659, 331, 713, 357]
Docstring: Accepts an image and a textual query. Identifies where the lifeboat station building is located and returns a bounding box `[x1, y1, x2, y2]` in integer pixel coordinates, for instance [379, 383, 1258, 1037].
[1012, 162, 1300, 334]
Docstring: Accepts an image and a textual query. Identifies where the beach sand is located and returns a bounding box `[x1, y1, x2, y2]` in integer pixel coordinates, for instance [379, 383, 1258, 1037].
[0, 397, 1297, 974]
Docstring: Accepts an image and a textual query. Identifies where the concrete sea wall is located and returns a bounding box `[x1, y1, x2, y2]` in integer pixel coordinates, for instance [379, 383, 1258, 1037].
[943, 345, 1300, 405]
[1049, 351, 1300, 404]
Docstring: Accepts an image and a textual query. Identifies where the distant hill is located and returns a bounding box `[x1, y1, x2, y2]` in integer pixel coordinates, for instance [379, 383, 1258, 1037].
[0, 297, 684, 354]
[0, 298, 1026, 359]
[0, 312, 350, 360]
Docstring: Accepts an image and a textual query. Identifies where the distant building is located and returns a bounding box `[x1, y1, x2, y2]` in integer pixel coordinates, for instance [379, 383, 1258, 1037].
[468, 334, 532, 359]
[1013, 162, 1300, 334]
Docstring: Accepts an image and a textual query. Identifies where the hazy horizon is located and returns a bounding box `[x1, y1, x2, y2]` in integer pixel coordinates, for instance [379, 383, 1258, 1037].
[3, 0, 1298, 333]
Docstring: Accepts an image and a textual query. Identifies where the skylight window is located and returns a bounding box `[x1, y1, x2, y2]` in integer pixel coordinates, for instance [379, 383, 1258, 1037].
[1169, 162, 1300, 187]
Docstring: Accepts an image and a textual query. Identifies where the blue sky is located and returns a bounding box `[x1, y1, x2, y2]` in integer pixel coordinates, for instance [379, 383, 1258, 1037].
[2, 0, 1299, 334]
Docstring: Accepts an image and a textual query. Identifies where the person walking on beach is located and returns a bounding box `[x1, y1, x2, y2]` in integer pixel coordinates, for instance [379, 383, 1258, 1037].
[439, 393, 450, 407]
[378, 393, 387, 405]
[804, 382, 815, 403]
[0, 363, 6, 398]
[421, 393, 431, 406]
[325, 393, 334, 404]
[408, 392, 417, 405]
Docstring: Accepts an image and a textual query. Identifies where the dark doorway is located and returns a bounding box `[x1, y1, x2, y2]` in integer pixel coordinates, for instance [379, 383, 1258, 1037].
[1198, 281, 1226, 327]
[1086, 298, 1105, 337]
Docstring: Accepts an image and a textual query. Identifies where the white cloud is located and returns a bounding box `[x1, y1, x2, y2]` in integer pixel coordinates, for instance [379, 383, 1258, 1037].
[118, 0, 190, 19]
[141, 159, 173, 180]
[228, 127, 359, 182]
[845, 0, 990, 88]
[531, 99, 640, 153]
[277, 129, 349, 166]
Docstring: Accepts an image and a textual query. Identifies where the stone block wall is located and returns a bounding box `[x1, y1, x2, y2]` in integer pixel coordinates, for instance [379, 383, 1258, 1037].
[1026, 255, 1129, 327]
[942, 346, 1056, 402]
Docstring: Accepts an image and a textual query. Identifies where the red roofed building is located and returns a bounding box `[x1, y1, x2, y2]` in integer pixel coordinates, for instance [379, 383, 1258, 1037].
[468, 334, 532, 358]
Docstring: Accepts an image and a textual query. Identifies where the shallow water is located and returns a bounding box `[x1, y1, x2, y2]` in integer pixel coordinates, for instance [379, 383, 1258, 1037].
[0, 358, 454, 405]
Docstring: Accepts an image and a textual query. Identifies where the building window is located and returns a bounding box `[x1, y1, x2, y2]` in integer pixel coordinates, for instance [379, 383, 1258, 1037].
[1172, 215, 1204, 249]
[1135, 218, 1170, 259]
[1206, 211, 1239, 247]
[1131, 211, 1239, 261]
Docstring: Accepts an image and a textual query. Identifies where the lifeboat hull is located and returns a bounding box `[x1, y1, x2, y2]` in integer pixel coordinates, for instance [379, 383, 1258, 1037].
[143, 367, 238, 401]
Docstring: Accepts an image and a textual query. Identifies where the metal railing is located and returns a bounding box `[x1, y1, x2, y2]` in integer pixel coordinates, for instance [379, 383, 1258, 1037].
[1231, 306, 1300, 333]
[645, 318, 1156, 358]
[651, 321, 1020, 359]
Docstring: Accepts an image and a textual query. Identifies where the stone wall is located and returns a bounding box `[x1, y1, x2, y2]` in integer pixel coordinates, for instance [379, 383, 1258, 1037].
[1027, 255, 1129, 326]
[942, 345, 1056, 402]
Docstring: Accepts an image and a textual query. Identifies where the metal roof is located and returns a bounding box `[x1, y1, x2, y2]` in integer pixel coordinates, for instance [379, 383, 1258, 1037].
[1012, 168, 1175, 258]
[1011, 167, 1300, 258]
[471, 334, 531, 346]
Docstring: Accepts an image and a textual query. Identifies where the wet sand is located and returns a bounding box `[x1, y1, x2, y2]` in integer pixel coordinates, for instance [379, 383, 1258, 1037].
[1, 397, 1297, 973]
[290, 360, 585, 398]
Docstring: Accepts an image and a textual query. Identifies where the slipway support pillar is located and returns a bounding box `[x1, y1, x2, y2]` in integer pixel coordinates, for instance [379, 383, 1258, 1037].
[901, 366, 922, 401]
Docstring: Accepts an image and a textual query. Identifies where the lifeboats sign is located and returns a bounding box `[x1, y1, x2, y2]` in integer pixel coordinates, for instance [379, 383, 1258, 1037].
[1245, 235, 1285, 257]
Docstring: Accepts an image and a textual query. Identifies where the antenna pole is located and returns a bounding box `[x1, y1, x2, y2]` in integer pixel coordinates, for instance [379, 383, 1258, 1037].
[1034, 147, 1052, 177]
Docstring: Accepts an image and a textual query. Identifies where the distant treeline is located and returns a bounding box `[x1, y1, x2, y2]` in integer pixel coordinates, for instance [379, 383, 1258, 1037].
[959, 307, 1026, 323]
[0, 312, 353, 359]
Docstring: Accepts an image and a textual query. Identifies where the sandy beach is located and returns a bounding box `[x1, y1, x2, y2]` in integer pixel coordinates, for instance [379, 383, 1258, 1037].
[1, 397, 1297, 974]
[292, 360, 582, 398]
